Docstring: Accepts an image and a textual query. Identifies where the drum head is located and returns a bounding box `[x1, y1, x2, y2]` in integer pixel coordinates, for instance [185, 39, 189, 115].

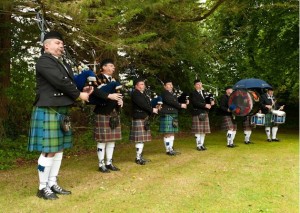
[229, 89, 258, 116]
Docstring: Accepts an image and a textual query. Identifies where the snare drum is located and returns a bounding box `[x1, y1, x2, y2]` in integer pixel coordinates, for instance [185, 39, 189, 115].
[251, 113, 265, 126]
[272, 110, 286, 124]
[228, 89, 260, 116]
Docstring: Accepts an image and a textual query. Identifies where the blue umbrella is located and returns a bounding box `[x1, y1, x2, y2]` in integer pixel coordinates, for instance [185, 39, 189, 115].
[233, 78, 272, 89]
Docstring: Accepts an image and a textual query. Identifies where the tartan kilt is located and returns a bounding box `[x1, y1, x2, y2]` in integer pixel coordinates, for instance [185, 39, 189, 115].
[159, 114, 178, 133]
[191, 113, 211, 134]
[28, 106, 72, 153]
[94, 114, 122, 142]
[243, 116, 254, 130]
[265, 113, 277, 127]
[129, 119, 151, 142]
[221, 116, 237, 131]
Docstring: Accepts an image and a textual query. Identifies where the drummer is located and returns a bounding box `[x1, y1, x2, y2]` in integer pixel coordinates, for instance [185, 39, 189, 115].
[220, 86, 237, 148]
[260, 88, 284, 142]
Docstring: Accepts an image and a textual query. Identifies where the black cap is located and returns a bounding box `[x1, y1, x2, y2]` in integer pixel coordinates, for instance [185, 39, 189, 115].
[194, 79, 201, 85]
[163, 79, 172, 85]
[225, 86, 232, 91]
[100, 59, 114, 68]
[133, 77, 145, 86]
[43, 31, 63, 42]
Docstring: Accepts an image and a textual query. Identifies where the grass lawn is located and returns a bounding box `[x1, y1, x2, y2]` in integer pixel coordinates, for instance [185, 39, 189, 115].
[0, 128, 298, 213]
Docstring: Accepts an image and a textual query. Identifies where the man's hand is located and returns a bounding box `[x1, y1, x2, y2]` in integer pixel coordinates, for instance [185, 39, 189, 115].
[82, 86, 94, 95]
[108, 93, 123, 101]
[117, 99, 123, 108]
[79, 92, 90, 102]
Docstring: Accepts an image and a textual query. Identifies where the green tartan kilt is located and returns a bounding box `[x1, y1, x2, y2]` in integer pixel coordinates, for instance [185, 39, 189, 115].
[159, 114, 179, 133]
[28, 106, 72, 153]
[265, 113, 276, 127]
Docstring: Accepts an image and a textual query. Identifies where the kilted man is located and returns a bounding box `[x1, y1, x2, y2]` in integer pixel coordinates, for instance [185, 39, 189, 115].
[28, 31, 93, 200]
[129, 78, 158, 165]
[261, 88, 284, 142]
[190, 79, 215, 151]
[243, 116, 254, 144]
[94, 59, 124, 173]
[159, 80, 188, 155]
[220, 86, 237, 148]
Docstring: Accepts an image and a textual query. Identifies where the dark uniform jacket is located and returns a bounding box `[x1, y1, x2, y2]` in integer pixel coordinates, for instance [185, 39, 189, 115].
[160, 90, 181, 115]
[34, 53, 80, 107]
[260, 93, 278, 114]
[190, 90, 208, 116]
[220, 94, 232, 116]
[131, 90, 153, 119]
[93, 73, 118, 115]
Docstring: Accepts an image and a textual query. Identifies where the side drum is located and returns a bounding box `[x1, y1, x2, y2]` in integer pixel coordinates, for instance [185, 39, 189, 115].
[272, 110, 286, 124]
[228, 89, 260, 116]
[251, 113, 265, 126]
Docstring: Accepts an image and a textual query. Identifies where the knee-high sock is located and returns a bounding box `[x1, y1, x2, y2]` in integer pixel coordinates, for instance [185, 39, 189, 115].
[164, 137, 171, 152]
[48, 152, 63, 188]
[135, 142, 144, 159]
[170, 135, 174, 150]
[106, 142, 115, 165]
[272, 126, 278, 139]
[38, 154, 54, 190]
[195, 134, 201, 147]
[232, 131, 236, 144]
[227, 130, 233, 145]
[97, 142, 106, 167]
[265, 127, 271, 139]
[244, 130, 252, 142]
[200, 134, 206, 146]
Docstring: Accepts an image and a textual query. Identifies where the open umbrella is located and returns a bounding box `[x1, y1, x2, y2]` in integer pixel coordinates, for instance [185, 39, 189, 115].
[233, 78, 272, 89]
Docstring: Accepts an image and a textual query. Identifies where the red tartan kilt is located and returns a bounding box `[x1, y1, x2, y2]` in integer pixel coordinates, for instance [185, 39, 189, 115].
[222, 116, 237, 131]
[94, 114, 122, 142]
[243, 116, 253, 130]
[129, 119, 152, 142]
[191, 113, 211, 134]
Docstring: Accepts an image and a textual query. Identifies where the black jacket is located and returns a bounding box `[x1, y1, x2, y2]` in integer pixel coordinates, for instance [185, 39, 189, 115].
[34, 53, 80, 107]
[160, 90, 181, 115]
[190, 90, 208, 116]
[220, 94, 232, 116]
[131, 90, 153, 119]
[93, 73, 118, 115]
[260, 93, 278, 114]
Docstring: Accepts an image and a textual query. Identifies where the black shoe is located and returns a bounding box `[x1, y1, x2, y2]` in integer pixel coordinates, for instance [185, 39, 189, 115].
[106, 164, 120, 171]
[201, 146, 207, 150]
[167, 150, 181, 156]
[50, 185, 71, 195]
[37, 187, 59, 200]
[135, 158, 146, 165]
[272, 138, 280, 142]
[245, 141, 250, 144]
[267, 139, 272, 142]
[196, 146, 203, 151]
[227, 144, 235, 148]
[99, 165, 110, 173]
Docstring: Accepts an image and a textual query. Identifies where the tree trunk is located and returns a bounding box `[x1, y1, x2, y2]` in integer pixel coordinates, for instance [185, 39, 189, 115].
[0, 2, 12, 138]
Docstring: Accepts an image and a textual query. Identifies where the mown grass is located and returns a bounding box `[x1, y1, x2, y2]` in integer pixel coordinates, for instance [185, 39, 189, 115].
[0, 128, 298, 213]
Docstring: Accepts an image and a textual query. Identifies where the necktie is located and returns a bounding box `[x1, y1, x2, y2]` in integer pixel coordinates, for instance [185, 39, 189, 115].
[108, 77, 112, 82]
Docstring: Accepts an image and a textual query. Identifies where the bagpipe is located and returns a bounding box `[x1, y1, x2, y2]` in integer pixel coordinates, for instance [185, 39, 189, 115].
[203, 90, 215, 104]
[74, 68, 122, 105]
[171, 86, 188, 104]
[143, 86, 163, 109]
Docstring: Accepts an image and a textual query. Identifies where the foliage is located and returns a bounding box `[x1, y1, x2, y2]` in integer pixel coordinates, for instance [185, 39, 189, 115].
[0, 0, 298, 139]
